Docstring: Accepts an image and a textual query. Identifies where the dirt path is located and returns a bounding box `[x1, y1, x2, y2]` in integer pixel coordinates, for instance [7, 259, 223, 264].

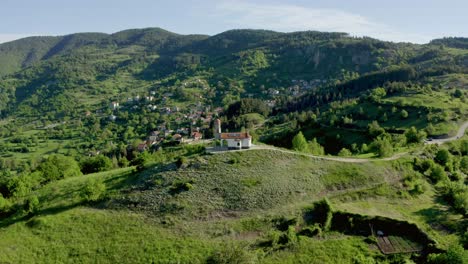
[207, 121, 467, 163]
[426, 121, 468, 145]
[207, 145, 407, 163]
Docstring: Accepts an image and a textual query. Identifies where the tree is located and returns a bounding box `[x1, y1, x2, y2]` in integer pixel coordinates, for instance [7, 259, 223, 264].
[81, 179, 106, 202]
[404, 126, 426, 144]
[24, 195, 39, 215]
[38, 155, 82, 182]
[80, 155, 113, 174]
[400, 109, 409, 119]
[0, 193, 11, 213]
[371, 137, 393, 157]
[292, 132, 308, 152]
[368, 121, 385, 138]
[429, 164, 448, 182]
[308, 138, 325, 155]
[460, 156, 468, 174]
[428, 244, 468, 264]
[368, 87, 387, 102]
[453, 89, 464, 98]
[435, 149, 451, 166]
[338, 148, 352, 157]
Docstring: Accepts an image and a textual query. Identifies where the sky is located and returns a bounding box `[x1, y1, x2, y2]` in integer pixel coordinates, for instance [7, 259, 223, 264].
[1, 0, 467, 44]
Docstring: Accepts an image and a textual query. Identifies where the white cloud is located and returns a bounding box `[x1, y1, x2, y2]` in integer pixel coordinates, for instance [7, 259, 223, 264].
[0, 34, 36, 44]
[215, 1, 433, 43]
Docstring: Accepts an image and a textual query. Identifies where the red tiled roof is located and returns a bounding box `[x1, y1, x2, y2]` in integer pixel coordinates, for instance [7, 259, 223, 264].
[220, 132, 251, 139]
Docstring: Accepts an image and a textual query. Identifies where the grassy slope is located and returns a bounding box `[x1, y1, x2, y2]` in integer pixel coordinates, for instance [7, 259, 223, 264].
[0, 150, 462, 263]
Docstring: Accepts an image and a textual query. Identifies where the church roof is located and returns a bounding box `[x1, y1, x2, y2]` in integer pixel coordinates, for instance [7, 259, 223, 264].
[220, 132, 251, 139]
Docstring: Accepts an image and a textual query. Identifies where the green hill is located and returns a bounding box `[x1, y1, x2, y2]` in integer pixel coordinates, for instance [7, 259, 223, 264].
[0, 148, 465, 263]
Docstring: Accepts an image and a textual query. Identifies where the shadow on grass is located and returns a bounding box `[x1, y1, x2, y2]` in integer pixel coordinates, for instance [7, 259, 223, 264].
[0, 202, 84, 229]
[413, 204, 456, 233]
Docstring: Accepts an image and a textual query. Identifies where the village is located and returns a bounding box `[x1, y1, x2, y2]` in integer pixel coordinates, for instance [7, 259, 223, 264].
[97, 78, 328, 153]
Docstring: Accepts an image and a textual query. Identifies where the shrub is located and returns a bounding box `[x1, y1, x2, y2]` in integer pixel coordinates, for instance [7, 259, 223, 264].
[435, 149, 451, 166]
[460, 156, 468, 174]
[370, 137, 393, 157]
[38, 154, 82, 182]
[404, 126, 426, 144]
[80, 155, 113, 174]
[292, 131, 308, 152]
[0, 194, 11, 213]
[81, 179, 106, 202]
[338, 148, 352, 157]
[23, 195, 40, 215]
[207, 243, 256, 264]
[176, 156, 188, 168]
[400, 109, 409, 119]
[131, 152, 150, 171]
[304, 199, 333, 231]
[169, 180, 193, 195]
[429, 164, 448, 183]
[427, 244, 467, 264]
[308, 138, 325, 155]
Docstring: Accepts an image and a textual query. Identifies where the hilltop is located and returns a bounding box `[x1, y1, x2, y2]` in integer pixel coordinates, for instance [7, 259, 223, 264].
[0, 146, 466, 263]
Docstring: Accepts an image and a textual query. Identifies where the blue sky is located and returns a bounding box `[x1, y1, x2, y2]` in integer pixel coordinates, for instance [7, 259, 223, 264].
[1, 0, 467, 44]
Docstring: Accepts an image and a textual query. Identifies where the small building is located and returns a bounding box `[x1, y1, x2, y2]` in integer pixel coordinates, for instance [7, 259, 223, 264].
[137, 143, 148, 152]
[213, 119, 252, 150]
[191, 131, 202, 141]
[110, 102, 119, 110]
[220, 132, 252, 150]
[172, 134, 183, 143]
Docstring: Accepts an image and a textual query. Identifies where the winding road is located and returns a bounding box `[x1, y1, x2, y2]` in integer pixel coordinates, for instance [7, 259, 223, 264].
[425, 121, 468, 145]
[207, 121, 468, 163]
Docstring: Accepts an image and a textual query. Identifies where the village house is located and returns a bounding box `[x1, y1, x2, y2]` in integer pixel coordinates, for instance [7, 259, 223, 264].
[110, 102, 119, 110]
[172, 134, 183, 143]
[191, 131, 202, 141]
[137, 143, 148, 152]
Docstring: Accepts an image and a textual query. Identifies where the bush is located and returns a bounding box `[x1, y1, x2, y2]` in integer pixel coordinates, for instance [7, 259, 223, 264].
[460, 156, 468, 174]
[24, 195, 40, 215]
[338, 148, 352, 157]
[0, 193, 11, 213]
[80, 155, 113, 174]
[131, 152, 150, 171]
[304, 199, 333, 231]
[81, 179, 106, 202]
[207, 243, 256, 264]
[176, 156, 188, 168]
[308, 138, 325, 155]
[292, 131, 308, 152]
[427, 244, 467, 264]
[429, 164, 448, 183]
[38, 154, 82, 182]
[404, 126, 426, 144]
[370, 137, 393, 157]
[169, 180, 193, 195]
[400, 109, 409, 119]
[435, 149, 451, 166]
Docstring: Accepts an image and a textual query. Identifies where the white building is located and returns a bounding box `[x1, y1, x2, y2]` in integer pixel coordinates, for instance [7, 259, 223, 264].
[110, 102, 119, 110]
[220, 132, 252, 150]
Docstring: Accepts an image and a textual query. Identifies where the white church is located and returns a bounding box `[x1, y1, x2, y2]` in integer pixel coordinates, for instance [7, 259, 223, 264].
[213, 119, 252, 150]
